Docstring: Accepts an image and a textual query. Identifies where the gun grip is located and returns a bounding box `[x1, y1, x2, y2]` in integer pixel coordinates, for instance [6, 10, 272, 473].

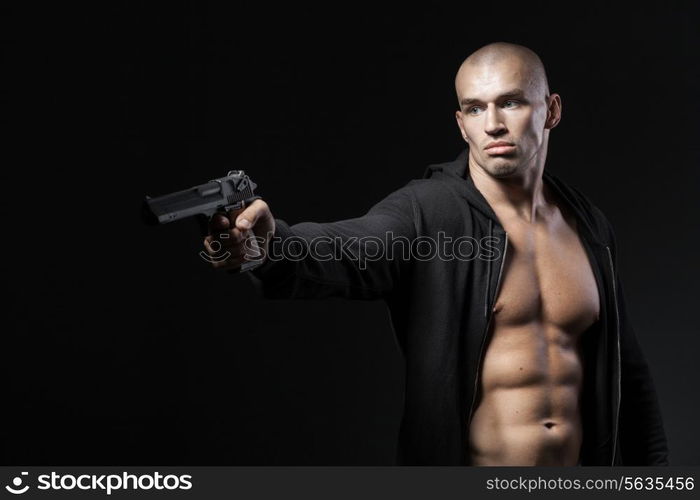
[203, 203, 263, 273]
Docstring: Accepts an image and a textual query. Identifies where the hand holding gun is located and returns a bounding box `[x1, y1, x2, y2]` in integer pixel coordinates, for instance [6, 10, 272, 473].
[142, 170, 275, 273]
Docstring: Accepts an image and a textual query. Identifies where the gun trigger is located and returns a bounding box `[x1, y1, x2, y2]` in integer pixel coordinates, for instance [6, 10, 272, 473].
[224, 201, 244, 212]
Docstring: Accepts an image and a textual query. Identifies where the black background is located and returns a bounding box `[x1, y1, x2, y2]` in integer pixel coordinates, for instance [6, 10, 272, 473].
[2, 2, 698, 465]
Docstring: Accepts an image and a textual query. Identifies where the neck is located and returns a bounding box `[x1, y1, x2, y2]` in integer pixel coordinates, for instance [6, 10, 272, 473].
[467, 150, 550, 224]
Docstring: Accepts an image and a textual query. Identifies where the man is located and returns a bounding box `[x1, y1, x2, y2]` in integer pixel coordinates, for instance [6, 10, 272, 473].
[203, 42, 669, 466]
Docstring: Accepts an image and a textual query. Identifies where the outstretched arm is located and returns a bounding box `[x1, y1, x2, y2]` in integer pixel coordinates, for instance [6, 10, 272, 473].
[205, 186, 418, 300]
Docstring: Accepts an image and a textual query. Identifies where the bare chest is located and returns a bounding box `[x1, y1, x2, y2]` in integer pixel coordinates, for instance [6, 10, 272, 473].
[492, 215, 600, 334]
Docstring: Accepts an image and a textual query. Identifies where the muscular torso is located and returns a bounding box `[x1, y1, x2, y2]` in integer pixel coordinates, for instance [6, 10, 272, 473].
[468, 190, 600, 466]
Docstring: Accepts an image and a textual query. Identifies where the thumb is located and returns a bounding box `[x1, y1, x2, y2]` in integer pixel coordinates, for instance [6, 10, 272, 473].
[234, 201, 265, 230]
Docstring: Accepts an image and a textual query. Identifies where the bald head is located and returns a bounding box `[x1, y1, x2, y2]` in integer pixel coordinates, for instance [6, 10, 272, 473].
[455, 42, 550, 104]
[453, 41, 562, 178]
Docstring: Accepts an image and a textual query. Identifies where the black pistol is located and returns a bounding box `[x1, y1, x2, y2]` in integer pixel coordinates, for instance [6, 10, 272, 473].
[142, 170, 263, 272]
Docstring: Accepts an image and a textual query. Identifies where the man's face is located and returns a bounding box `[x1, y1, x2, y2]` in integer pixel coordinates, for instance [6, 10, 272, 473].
[455, 58, 559, 178]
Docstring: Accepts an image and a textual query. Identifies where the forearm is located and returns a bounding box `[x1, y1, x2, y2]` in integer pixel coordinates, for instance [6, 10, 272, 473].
[249, 188, 417, 300]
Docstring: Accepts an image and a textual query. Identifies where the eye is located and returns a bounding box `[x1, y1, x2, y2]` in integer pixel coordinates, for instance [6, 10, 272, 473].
[502, 99, 519, 108]
[467, 106, 483, 115]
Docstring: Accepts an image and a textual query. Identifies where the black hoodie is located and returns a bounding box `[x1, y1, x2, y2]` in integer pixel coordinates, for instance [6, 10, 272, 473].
[249, 148, 669, 466]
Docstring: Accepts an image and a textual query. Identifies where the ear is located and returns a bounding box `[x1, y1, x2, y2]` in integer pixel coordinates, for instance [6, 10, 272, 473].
[545, 94, 562, 129]
[455, 110, 469, 143]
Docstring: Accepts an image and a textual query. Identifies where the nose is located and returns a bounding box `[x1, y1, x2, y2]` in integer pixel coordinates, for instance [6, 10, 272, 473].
[484, 105, 507, 136]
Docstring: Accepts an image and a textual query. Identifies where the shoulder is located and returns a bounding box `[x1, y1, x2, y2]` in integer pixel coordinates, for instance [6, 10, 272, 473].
[405, 177, 457, 199]
[403, 177, 473, 218]
[367, 175, 466, 213]
[396, 149, 476, 214]
[545, 170, 617, 247]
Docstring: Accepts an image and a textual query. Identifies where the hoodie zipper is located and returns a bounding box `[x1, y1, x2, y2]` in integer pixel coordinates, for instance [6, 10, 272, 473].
[465, 232, 509, 448]
[605, 245, 622, 466]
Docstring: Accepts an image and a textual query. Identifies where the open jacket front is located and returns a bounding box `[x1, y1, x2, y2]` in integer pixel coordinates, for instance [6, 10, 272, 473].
[250, 148, 669, 466]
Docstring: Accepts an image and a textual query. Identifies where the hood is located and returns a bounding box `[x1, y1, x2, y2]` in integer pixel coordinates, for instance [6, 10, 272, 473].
[421, 148, 606, 246]
[422, 148, 498, 222]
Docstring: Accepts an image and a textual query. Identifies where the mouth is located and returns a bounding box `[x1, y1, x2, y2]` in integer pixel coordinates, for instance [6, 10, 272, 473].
[485, 142, 516, 155]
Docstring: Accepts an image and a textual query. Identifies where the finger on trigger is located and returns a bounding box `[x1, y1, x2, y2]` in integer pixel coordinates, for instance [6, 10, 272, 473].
[209, 213, 230, 233]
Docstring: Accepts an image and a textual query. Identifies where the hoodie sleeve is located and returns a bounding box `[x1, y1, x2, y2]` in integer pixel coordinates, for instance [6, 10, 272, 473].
[605, 220, 670, 466]
[247, 186, 417, 300]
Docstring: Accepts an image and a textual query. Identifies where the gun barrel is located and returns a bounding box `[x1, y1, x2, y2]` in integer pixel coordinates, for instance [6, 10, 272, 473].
[141, 171, 257, 226]
[143, 186, 221, 225]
